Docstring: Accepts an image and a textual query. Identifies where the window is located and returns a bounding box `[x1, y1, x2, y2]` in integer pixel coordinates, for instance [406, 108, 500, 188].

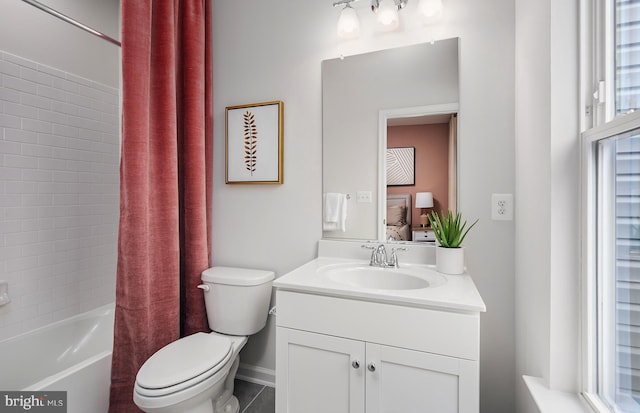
[615, 1, 640, 115]
[585, 127, 640, 412]
[608, 132, 640, 411]
[583, 1, 640, 412]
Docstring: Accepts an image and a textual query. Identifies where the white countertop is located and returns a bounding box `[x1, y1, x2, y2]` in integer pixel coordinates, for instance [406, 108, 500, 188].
[273, 256, 486, 313]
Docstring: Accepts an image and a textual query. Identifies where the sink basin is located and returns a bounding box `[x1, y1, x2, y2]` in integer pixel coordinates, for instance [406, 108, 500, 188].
[318, 264, 446, 291]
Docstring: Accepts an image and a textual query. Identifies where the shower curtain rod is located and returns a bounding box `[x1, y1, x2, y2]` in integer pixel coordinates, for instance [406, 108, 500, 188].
[21, 0, 121, 47]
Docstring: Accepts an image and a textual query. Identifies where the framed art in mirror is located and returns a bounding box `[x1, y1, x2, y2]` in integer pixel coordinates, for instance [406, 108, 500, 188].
[386, 146, 415, 186]
[226, 101, 284, 184]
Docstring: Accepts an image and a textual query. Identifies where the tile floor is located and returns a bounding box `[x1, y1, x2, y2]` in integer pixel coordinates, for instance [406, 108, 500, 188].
[235, 379, 275, 413]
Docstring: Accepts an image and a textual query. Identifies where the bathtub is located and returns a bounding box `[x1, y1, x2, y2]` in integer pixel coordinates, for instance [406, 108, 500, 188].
[0, 303, 115, 413]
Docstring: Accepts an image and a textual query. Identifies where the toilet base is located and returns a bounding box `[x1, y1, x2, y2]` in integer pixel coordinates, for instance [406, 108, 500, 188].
[213, 355, 241, 413]
[215, 395, 239, 413]
[189, 395, 239, 413]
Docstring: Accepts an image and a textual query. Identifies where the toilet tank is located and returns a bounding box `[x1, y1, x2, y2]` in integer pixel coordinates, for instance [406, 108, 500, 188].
[200, 267, 274, 336]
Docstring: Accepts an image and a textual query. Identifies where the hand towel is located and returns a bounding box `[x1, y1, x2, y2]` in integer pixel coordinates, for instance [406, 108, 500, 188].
[323, 193, 348, 232]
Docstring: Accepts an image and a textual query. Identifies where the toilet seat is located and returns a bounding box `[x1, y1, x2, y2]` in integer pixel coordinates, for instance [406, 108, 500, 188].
[135, 332, 233, 397]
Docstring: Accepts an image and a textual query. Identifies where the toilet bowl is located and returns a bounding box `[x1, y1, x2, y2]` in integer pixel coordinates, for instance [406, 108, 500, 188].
[133, 267, 274, 413]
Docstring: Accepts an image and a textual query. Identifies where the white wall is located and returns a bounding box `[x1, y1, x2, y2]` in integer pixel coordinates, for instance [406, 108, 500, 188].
[0, 0, 120, 88]
[213, 0, 516, 411]
[0, 1, 120, 341]
[515, 0, 580, 410]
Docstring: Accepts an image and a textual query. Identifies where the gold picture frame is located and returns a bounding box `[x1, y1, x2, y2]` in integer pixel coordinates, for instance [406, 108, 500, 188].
[225, 101, 284, 184]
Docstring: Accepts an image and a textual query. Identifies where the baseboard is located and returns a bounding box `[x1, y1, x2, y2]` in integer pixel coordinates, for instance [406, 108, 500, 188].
[236, 363, 276, 388]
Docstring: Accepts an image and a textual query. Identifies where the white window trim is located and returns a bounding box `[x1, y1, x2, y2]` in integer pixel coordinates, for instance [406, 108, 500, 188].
[581, 109, 640, 412]
[582, 1, 640, 401]
[586, 0, 615, 126]
[581, 0, 640, 409]
[581, 126, 599, 410]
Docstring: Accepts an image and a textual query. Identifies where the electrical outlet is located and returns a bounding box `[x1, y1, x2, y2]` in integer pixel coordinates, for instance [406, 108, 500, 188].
[491, 193, 513, 221]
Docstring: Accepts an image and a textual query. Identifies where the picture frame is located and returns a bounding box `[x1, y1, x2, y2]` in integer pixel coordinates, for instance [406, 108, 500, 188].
[225, 101, 284, 184]
[386, 147, 415, 186]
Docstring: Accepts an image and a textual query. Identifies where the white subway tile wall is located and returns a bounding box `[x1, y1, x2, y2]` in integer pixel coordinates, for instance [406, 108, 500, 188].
[0, 51, 119, 341]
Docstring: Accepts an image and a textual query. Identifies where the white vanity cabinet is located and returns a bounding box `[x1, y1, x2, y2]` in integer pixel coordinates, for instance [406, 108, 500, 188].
[277, 328, 365, 413]
[275, 290, 481, 413]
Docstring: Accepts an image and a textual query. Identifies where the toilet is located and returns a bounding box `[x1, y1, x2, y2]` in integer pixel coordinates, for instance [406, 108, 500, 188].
[133, 266, 274, 413]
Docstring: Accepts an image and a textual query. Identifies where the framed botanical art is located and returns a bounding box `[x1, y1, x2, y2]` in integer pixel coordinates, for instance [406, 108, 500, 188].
[225, 101, 284, 184]
[386, 147, 415, 186]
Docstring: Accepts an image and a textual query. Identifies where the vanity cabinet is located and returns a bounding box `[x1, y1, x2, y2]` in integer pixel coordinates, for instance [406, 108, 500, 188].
[275, 290, 481, 413]
[277, 328, 364, 413]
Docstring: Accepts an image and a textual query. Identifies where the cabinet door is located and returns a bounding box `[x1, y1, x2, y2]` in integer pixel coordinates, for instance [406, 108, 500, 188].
[276, 327, 365, 413]
[365, 343, 478, 413]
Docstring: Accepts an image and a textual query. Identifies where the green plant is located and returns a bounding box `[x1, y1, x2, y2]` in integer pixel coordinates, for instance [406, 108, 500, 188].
[428, 210, 478, 248]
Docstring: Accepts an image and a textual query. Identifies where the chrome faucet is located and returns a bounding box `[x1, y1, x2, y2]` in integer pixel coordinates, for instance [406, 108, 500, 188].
[373, 244, 387, 266]
[362, 244, 407, 268]
[389, 247, 407, 268]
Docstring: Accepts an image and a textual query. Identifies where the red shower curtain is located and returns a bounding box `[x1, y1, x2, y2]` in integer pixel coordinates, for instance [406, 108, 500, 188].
[109, 1, 212, 411]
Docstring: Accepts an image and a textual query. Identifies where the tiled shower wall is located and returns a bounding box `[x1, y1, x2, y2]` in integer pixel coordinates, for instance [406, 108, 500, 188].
[0, 51, 119, 341]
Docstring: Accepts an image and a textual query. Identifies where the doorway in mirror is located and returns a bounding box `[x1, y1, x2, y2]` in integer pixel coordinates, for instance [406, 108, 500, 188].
[378, 105, 458, 243]
[385, 113, 456, 241]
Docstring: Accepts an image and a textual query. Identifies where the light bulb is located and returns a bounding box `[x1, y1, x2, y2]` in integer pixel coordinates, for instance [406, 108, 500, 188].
[376, 0, 399, 30]
[417, 0, 443, 21]
[337, 5, 360, 39]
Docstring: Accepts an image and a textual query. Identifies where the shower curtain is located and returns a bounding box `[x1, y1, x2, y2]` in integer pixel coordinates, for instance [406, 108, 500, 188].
[109, 1, 212, 411]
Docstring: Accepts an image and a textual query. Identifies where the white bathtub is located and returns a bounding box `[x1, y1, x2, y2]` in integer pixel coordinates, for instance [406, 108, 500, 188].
[0, 303, 115, 413]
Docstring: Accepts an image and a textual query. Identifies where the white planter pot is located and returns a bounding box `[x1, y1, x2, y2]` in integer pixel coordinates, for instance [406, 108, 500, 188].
[436, 246, 465, 274]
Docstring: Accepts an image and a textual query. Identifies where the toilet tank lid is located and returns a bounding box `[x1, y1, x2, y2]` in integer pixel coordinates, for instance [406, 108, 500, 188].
[202, 266, 275, 286]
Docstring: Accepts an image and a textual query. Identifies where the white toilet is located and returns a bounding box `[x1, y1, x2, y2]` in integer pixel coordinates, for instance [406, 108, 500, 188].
[133, 266, 274, 413]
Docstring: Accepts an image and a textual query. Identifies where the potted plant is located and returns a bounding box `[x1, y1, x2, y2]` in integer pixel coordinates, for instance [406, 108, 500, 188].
[428, 210, 478, 274]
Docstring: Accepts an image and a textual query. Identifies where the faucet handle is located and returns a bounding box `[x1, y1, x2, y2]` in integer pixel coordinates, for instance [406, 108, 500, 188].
[389, 247, 407, 268]
[362, 244, 377, 265]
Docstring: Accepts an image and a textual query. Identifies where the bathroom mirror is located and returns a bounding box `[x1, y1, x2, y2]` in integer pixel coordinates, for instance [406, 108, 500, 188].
[322, 38, 460, 242]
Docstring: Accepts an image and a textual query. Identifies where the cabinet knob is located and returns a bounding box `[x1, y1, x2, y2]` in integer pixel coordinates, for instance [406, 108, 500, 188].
[352, 360, 360, 369]
[367, 363, 376, 372]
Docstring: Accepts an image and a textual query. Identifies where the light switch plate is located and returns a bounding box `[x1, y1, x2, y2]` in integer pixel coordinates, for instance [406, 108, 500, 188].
[356, 191, 372, 203]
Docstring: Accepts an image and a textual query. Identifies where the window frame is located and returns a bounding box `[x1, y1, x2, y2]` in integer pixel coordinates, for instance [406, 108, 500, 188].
[581, 108, 640, 412]
[581, 0, 640, 409]
[587, 0, 615, 126]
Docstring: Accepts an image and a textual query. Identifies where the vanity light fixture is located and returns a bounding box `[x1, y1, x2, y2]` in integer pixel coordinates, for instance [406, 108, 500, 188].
[371, 0, 404, 30]
[334, 0, 361, 39]
[333, 0, 443, 39]
[333, 0, 443, 40]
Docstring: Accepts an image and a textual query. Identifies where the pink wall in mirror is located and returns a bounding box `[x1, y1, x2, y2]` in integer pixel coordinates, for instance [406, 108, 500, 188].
[387, 122, 450, 225]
